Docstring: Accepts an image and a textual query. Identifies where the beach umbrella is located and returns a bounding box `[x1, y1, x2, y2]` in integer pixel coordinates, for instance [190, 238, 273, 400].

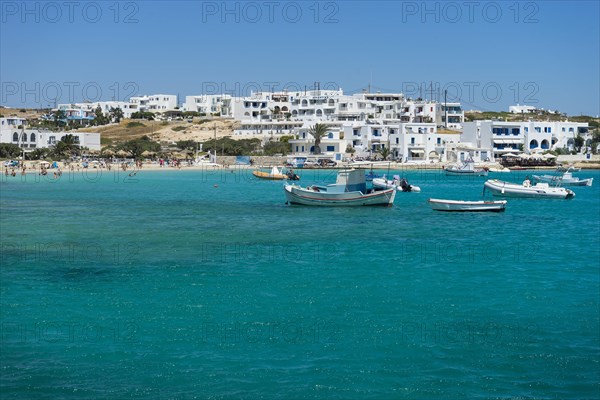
[102, 149, 115, 155]
[116, 150, 130, 157]
[141, 150, 155, 157]
[542, 153, 556, 159]
[518, 153, 530, 159]
[502, 153, 517, 157]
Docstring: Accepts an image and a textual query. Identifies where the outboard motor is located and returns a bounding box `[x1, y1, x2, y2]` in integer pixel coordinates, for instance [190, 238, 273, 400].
[400, 178, 411, 192]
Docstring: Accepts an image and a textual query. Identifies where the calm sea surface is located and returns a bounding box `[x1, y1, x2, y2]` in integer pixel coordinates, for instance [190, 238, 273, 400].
[1, 167, 599, 399]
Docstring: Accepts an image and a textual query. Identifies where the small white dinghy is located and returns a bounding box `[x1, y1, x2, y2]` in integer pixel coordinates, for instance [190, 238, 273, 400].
[372, 175, 421, 192]
[428, 198, 507, 212]
[484, 179, 575, 199]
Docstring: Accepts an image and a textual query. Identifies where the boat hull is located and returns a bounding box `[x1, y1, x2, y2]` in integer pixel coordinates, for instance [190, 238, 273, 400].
[428, 198, 507, 212]
[253, 171, 288, 180]
[284, 185, 396, 206]
[484, 179, 575, 199]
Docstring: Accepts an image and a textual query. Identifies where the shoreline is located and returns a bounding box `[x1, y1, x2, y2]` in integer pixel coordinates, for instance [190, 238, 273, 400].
[2, 161, 600, 177]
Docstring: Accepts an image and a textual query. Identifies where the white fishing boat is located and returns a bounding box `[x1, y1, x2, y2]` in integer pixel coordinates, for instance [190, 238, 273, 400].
[284, 169, 396, 206]
[532, 171, 593, 187]
[483, 179, 575, 199]
[444, 159, 488, 176]
[372, 175, 421, 192]
[428, 198, 507, 212]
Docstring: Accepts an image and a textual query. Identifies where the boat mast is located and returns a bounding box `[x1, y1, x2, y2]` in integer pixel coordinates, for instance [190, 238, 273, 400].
[213, 123, 217, 164]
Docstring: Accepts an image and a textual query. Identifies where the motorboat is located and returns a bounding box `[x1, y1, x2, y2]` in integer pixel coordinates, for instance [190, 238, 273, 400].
[483, 179, 575, 199]
[253, 166, 299, 180]
[444, 160, 488, 176]
[532, 171, 593, 187]
[284, 169, 396, 206]
[428, 198, 507, 212]
[372, 175, 421, 192]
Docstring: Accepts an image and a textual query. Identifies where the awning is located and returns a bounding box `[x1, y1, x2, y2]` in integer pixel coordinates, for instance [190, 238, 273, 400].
[493, 139, 522, 144]
[410, 149, 425, 154]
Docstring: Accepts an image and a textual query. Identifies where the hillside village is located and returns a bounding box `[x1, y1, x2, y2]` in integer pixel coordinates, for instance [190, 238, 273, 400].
[1, 89, 599, 165]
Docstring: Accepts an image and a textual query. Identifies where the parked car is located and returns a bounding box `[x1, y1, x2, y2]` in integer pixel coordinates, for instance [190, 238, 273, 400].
[318, 159, 337, 167]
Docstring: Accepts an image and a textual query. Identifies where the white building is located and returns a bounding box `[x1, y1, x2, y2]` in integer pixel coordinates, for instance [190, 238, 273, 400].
[130, 94, 178, 113]
[388, 122, 460, 162]
[289, 121, 349, 161]
[509, 105, 537, 114]
[54, 101, 141, 120]
[462, 120, 590, 158]
[183, 95, 232, 116]
[0, 119, 101, 151]
[230, 91, 292, 121]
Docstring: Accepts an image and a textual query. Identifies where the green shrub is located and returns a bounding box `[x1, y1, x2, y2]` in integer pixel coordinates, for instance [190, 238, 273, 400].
[126, 121, 145, 128]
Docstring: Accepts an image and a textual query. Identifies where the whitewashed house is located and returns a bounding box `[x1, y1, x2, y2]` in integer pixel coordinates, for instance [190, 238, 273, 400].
[129, 94, 178, 113]
[462, 120, 591, 159]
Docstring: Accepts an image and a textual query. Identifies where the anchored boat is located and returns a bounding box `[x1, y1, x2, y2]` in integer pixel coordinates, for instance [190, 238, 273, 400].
[444, 159, 488, 176]
[284, 169, 396, 206]
[483, 179, 575, 199]
[253, 166, 299, 181]
[428, 198, 507, 212]
[532, 171, 593, 187]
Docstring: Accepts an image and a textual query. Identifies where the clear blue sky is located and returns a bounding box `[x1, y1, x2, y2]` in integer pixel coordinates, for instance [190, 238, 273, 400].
[1, 1, 598, 115]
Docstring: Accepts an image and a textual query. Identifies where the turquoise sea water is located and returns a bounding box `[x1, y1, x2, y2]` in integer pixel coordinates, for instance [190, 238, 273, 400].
[1, 167, 599, 399]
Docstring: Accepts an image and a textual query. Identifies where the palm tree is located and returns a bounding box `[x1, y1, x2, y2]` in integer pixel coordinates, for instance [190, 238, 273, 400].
[380, 147, 391, 161]
[308, 123, 328, 154]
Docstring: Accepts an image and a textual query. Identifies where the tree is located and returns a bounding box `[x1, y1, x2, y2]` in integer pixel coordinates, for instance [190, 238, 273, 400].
[29, 148, 49, 160]
[53, 109, 67, 127]
[0, 143, 22, 158]
[53, 134, 80, 158]
[92, 106, 109, 126]
[109, 107, 124, 123]
[119, 136, 161, 159]
[574, 134, 584, 152]
[308, 123, 328, 154]
[131, 111, 155, 120]
[380, 147, 391, 160]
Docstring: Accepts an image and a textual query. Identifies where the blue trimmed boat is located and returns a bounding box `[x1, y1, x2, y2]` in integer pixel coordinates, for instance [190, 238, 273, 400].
[284, 169, 396, 206]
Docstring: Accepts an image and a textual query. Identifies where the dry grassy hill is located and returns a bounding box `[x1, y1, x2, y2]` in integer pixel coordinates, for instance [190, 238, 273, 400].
[76, 118, 240, 145]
